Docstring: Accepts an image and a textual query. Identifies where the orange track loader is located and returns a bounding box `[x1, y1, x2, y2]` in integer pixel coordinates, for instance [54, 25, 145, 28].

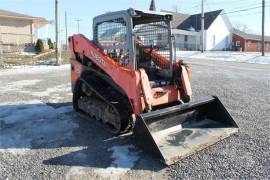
[69, 9, 239, 165]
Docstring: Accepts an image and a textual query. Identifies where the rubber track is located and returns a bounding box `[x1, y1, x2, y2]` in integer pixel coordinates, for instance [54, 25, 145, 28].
[81, 72, 132, 134]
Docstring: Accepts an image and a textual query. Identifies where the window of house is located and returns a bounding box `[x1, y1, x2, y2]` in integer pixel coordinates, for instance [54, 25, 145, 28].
[236, 41, 241, 47]
[184, 35, 188, 42]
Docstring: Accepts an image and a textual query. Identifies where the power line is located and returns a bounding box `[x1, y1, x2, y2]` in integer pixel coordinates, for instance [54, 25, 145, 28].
[227, 11, 262, 17]
[221, 5, 269, 15]
[190, 0, 269, 12]
[206, 0, 259, 6]
[211, 2, 268, 10]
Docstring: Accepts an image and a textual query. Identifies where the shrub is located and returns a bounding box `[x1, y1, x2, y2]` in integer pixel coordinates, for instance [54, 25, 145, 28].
[48, 38, 54, 49]
[35, 39, 44, 53]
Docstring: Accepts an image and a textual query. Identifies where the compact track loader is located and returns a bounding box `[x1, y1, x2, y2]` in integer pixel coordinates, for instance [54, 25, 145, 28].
[69, 9, 239, 165]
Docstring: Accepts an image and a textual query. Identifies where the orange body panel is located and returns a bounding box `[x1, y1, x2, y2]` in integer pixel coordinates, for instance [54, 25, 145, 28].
[71, 59, 83, 87]
[151, 85, 180, 106]
[69, 34, 192, 116]
[138, 69, 152, 110]
[180, 65, 192, 97]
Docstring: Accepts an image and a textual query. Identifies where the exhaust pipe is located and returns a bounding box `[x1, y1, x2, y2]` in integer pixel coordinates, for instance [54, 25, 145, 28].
[133, 96, 239, 165]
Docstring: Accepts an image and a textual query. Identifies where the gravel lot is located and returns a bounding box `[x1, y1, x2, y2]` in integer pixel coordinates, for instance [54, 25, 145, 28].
[0, 59, 269, 180]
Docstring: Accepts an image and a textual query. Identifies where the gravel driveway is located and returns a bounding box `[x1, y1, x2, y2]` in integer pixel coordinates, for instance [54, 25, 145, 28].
[0, 59, 269, 180]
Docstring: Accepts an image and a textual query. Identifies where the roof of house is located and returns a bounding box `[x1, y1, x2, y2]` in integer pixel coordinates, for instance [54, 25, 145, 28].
[0, 9, 49, 25]
[161, 10, 189, 29]
[233, 29, 270, 42]
[175, 9, 223, 31]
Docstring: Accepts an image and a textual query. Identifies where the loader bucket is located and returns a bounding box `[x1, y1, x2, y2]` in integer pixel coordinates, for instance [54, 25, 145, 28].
[133, 96, 239, 165]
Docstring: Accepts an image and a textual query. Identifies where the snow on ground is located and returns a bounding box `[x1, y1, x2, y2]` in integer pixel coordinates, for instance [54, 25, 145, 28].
[0, 101, 77, 154]
[94, 145, 140, 178]
[16, 52, 36, 56]
[0, 80, 42, 93]
[0, 64, 70, 75]
[66, 145, 140, 180]
[0, 64, 142, 179]
[31, 83, 72, 103]
[0, 65, 75, 154]
[177, 51, 270, 64]
[0, 77, 71, 102]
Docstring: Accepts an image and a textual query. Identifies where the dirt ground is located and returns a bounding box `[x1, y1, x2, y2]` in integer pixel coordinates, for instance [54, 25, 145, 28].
[0, 59, 269, 180]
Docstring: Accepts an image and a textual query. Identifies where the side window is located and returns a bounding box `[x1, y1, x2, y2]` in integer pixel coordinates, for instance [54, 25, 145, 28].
[96, 18, 129, 66]
[236, 41, 240, 47]
[184, 35, 188, 42]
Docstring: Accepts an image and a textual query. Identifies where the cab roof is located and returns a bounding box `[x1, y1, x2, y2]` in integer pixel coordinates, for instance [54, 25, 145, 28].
[93, 8, 173, 26]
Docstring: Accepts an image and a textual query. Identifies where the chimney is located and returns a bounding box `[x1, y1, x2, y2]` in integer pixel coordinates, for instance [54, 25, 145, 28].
[149, 0, 156, 11]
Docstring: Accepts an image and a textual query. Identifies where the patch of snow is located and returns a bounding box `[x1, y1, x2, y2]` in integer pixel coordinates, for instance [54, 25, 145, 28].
[0, 101, 78, 154]
[177, 51, 200, 58]
[0, 64, 70, 76]
[35, 60, 55, 65]
[0, 79, 42, 93]
[16, 52, 36, 56]
[177, 51, 270, 64]
[0, 77, 71, 103]
[32, 83, 71, 98]
[94, 145, 140, 179]
[66, 145, 140, 180]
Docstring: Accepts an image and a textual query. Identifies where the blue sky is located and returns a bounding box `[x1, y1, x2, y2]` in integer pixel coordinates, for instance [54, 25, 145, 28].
[1, 0, 269, 41]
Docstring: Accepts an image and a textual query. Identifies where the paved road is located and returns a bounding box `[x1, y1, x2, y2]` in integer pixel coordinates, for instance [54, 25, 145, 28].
[0, 60, 269, 180]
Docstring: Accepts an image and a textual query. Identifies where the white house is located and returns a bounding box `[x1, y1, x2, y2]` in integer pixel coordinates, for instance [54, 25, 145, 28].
[164, 10, 232, 51]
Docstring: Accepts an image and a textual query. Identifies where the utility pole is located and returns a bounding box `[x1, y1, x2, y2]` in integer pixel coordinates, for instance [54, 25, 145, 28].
[0, 33, 3, 66]
[262, 0, 265, 56]
[65, 11, 68, 50]
[201, 0, 205, 53]
[75, 19, 81, 33]
[55, 0, 62, 65]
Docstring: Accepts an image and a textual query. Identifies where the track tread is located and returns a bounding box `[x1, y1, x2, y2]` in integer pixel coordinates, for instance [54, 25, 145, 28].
[78, 72, 132, 134]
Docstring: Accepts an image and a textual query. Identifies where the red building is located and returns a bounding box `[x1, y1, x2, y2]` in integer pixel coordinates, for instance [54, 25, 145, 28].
[232, 29, 270, 52]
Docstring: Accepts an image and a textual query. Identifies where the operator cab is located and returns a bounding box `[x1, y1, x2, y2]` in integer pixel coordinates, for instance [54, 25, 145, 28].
[93, 9, 174, 87]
